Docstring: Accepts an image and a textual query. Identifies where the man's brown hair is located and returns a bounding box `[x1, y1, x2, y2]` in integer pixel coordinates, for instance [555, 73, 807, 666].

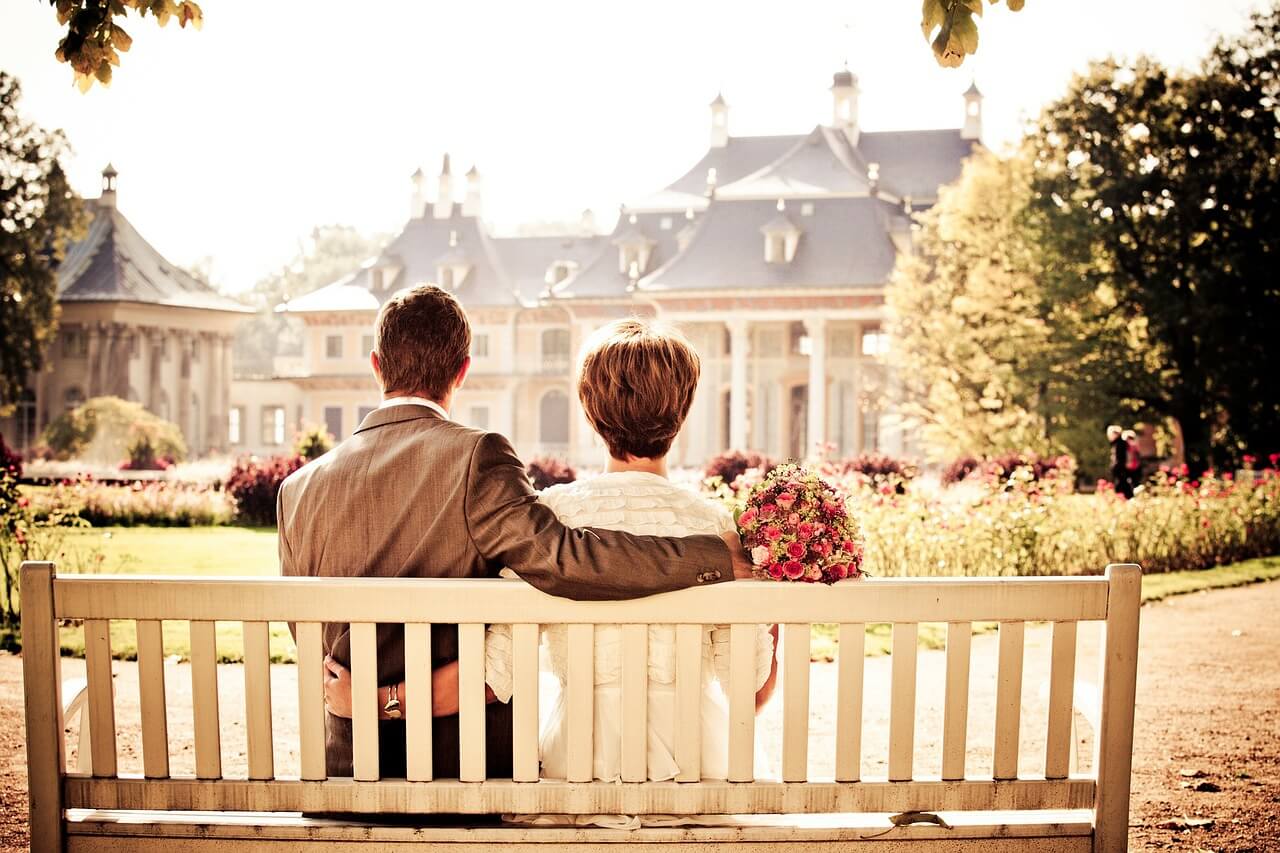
[373, 284, 471, 400]
[577, 319, 700, 460]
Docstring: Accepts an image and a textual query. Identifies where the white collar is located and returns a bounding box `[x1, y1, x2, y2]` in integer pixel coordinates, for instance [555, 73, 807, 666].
[379, 396, 449, 420]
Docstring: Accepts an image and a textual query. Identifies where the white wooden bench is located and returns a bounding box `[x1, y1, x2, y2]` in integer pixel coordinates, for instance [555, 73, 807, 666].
[21, 561, 1141, 852]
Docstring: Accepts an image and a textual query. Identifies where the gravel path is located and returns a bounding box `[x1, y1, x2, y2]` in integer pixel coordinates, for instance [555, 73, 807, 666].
[1, 580, 1277, 851]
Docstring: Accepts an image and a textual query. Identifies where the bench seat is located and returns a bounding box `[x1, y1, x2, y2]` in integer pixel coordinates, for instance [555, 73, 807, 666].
[66, 808, 1095, 851]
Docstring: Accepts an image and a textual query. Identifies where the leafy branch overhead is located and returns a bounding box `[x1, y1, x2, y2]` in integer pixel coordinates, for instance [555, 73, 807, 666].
[48, 0, 202, 92]
[922, 0, 1025, 68]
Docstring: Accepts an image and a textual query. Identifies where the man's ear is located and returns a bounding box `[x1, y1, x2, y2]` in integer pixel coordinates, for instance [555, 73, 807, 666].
[454, 356, 471, 391]
[370, 350, 384, 388]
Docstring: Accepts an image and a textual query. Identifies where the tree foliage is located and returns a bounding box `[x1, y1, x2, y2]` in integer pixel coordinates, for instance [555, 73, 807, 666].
[921, 0, 1026, 68]
[0, 71, 86, 414]
[49, 0, 202, 91]
[42, 396, 187, 463]
[1026, 6, 1280, 472]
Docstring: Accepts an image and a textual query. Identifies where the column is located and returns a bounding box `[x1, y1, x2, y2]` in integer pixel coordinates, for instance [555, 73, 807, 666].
[728, 318, 749, 451]
[147, 328, 164, 414]
[806, 315, 827, 456]
[85, 325, 102, 397]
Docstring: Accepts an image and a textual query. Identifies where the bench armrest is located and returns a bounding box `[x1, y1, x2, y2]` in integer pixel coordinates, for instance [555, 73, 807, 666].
[62, 677, 92, 775]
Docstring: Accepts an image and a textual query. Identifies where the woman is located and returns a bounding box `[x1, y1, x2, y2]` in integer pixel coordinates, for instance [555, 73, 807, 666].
[325, 320, 777, 808]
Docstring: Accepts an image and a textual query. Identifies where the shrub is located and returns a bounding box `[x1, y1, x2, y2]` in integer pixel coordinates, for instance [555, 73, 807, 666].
[226, 455, 306, 525]
[526, 456, 576, 490]
[37, 478, 233, 526]
[704, 450, 777, 488]
[833, 452, 919, 481]
[942, 455, 980, 486]
[294, 424, 334, 461]
[121, 421, 176, 471]
[43, 397, 187, 464]
[0, 466, 85, 629]
[0, 434, 21, 479]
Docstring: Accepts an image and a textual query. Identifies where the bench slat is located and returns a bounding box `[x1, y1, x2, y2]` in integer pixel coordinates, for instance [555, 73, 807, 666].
[620, 624, 647, 782]
[242, 621, 274, 780]
[727, 623, 755, 782]
[458, 624, 487, 782]
[63, 775, 1100, 815]
[888, 621, 918, 782]
[404, 623, 432, 782]
[511, 623, 539, 783]
[834, 622, 864, 782]
[189, 620, 221, 780]
[136, 619, 168, 779]
[294, 622, 326, 781]
[350, 622, 379, 782]
[994, 621, 1026, 780]
[942, 620, 972, 781]
[674, 623, 702, 782]
[564, 624, 593, 783]
[84, 619, 117, 778]
[781, 623, 810, 782]
[52, 575, 1112, 624]
[1045, 621, 1077, 779]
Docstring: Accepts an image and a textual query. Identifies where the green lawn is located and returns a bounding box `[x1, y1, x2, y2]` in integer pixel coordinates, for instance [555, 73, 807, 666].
[45, 526, 1280, 663]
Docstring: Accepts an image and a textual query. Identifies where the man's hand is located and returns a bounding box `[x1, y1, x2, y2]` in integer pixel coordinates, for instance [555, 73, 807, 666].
[323, 655, 353, 718]
[720, 531, 755, 580]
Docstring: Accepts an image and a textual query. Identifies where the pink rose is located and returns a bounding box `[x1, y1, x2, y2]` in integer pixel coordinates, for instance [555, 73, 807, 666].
[816, 540, 833, 557]
[805, 564, 822, 581]
[797, 522, 815, 540]
[738, 508, 757, 527]
[764, 526, 783, 541]
[782, 560, 805, 580]
[787, 541, 807, 559]
[761, 503, 778, 518]
[751, 545, 771, 566]
[776, 492, 796, 509]
[787, 512, 801, 526]
[842, 540, 857, 554]
[767, 562, 784, 579]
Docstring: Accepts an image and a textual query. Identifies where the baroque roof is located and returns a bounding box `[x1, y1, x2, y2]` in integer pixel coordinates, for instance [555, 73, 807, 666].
[58, 204, 251, 313]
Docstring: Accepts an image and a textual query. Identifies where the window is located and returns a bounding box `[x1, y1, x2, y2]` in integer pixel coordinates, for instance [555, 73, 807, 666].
[469, 406, 490, 430]
[362, 334, 375, 356]
[471, 334, 489, 359]
[371, 268, 386, 291]
[323, 406, 343, 441]
[357, 406, 377, 425]
[325, 335, 343, 359]
[541, 328, 571, 371]
[191, 339, 200, 362]
[262, 406, 286, 446]
[539, 390, 569, 446]
[861, 327, 889, 356]
[62, 328, 88, 358]
[861, 408, 881, 452]
[64, 386, 85, 411]
[127, 334, 139, 359]
[228, 407, 244, 445]
[437, 265, 454, 290]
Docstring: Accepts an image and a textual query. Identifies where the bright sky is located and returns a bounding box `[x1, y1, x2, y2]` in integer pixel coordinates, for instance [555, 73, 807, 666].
[0, 0, 1264, 292]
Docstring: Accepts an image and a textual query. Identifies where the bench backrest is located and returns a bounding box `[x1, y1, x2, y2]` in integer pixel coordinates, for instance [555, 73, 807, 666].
[22, 562, 1139, 848]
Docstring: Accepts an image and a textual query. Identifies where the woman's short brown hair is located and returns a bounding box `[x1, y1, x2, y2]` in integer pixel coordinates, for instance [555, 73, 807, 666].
[577, 319, 700, 460]
[374, 284, 471, 400]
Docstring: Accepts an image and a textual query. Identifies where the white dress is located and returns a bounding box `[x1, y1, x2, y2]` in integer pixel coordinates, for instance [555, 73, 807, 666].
[484, 472, 775, 805]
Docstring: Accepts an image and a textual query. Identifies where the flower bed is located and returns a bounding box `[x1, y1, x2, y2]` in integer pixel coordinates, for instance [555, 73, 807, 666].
[28, 478, 234, 527]
[709, 459, 1280, 577]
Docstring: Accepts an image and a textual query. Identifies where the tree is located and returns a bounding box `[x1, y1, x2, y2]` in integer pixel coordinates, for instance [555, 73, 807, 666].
[48, 0, 202, 91]
[233, 225, 385, 379]
[1025, 6, 1280, 473]
[0, 71, 87, 414]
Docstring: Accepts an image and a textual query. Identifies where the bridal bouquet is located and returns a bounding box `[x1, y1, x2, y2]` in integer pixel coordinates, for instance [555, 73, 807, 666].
[737, 462, 865, 584]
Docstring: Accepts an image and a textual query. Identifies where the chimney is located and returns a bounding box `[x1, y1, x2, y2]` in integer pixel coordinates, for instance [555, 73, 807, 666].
[709, 92, 729, 148]
[99, 163, 118, 209]
[462, 165, 482, 217]
[433, 153, 454, 219]
[962, 80, 984, 141]
[580, 208, 597, 235]
[409, 167, 426, 219]
[831, 69, 860, 145]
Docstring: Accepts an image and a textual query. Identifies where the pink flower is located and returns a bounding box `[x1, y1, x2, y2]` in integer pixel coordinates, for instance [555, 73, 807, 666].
[830, 562, 849, 580]
[797, 522, 815, 540]
[841, 540, 857, 554]
[816, 540, 833, 557]
[751, 545, 771, 566]
[767, 562, 784, 579]
[787, 512, 801, 526]
[738, 507, 757, 527]
[764, 526, 783, 541]
[787, 541, 807, 559]
[782, 560, 805, 579]
[760, 503, 778, 518]
[776, 492, 796, 509]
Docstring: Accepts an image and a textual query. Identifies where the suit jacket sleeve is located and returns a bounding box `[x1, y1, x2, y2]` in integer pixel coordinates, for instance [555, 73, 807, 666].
[277, 480, 301, 639]
[463, 431, 732, 601]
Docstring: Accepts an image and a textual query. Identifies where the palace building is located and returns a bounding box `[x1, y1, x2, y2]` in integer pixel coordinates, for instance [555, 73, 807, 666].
[231, 72, 984, 466]
[1, 166, 252, 457]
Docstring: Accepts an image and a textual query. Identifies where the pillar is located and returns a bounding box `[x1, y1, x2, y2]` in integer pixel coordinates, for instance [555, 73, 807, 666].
[728, 319, 749, 451]
[806, 315, 827, 456]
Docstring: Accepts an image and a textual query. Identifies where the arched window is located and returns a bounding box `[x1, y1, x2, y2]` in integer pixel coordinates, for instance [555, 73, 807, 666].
[64, 387, 85, 411]
[541, 328, 571, 372]
[539, 389, 569, 447]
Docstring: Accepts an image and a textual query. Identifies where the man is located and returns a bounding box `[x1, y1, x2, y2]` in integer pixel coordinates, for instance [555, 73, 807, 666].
[1107, 424, 1133, 499]
[277, 284, 751, 779]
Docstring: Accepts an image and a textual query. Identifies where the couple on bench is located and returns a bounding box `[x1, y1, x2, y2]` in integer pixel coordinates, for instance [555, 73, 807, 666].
[277, 284, 778, 821]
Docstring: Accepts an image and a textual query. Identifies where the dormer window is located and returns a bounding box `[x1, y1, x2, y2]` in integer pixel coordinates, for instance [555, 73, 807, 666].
[613, 217, 656, 277]
[760, 200, 802, 264]
[370, 258, 402, 292]
[545, 261, 578, 287]
[435, 230, 473, 291]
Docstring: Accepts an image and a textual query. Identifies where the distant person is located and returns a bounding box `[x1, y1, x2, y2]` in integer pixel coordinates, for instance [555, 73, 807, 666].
[1122, 429, 1142, 488]
[1107, 424, 1133, 499]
